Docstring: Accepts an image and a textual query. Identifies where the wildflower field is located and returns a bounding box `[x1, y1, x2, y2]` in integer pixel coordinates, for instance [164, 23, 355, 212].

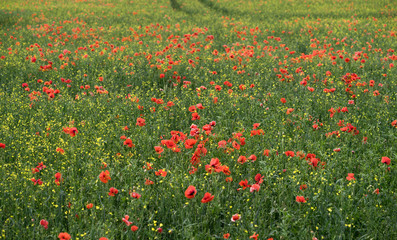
[0, 0, 396, 239]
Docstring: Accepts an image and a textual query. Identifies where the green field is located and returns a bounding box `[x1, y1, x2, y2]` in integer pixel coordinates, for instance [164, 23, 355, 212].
[0, 0, 396, 239]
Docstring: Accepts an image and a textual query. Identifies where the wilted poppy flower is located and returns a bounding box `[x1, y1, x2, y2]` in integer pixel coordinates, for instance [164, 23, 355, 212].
[231, 214, 241, 222]
[296, 196, 306, 203]
[201, 192, 214, 203]
[99, 170, 111, 183]
[185, 185, 197, 199]
[381, 157, 391, 165]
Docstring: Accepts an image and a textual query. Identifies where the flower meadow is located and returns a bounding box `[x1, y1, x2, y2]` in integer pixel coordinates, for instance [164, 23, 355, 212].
[0, 0, 396, 239]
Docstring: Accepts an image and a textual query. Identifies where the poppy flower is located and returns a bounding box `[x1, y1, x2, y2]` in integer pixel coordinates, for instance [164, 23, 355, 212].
[69, 127, 78, 137]
[250, 184, 260, 192]
[124, 138, 135, 148]
[285, 151, 295, 157]
[40, 219, 48, 230]
[286, 108, 294, 114]
[280, 98, 286, 104]
[296, 196, 306, 203]
[154, 146, 164, 154]
[136, 117, 146, 127]
[381, 157, 391, 165]
[184, 185, 197, 199]
[86, 203, 93, 209]
[99, 170, 111, 183]
[239, 179, 250, 190]
[145, 178, 154, 185]
[0, 143, 5, 149]
[184, 139, 197, 149]
[99, 238, 108, 240]
[250, 232, 259, 240]
[58, 232, 71, 240]
[223, 233, 230, 239]
[122, 215, 132, 226]
[231, 214, 241, 222]
[263, 149, 270, 156]
[346, 173, 356, 181]
[392, 120, 397, 128]
[201, 192, 215, 203]
[254, 174, 264, 184]
[131, 225, 139, 232]
[155, 169, 167, 177]
[130, 192, 141, 199]
[108, 187, 119, 196]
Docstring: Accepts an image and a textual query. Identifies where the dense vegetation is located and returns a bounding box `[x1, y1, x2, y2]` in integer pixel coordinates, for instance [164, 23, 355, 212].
[0, 0, 396, 239]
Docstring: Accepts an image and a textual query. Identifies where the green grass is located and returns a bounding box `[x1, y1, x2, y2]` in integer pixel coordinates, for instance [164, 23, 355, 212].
[0, 0, 396, 239]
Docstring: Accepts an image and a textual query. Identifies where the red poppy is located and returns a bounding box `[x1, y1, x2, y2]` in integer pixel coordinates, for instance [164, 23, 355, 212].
[58, 232, 71, 240]
[346, 173, 356, 181]
[108, 187, 119, 196]
[201, 192, 215, 203]
[286, 108, 294, 114]
[239, 179, 250, 190]
[124, 138, 135, 148]
[254, 174, 264, 184]
[280, 98, 286, 104]
[86, 203, 93, 209]
[136, 117, 146, 127]
[392, 120, 397, 128]
[263, 149, 270, 156]
[296, 196, 306, 203]
[0, 143, 5, 149]
[184, 185, 197, 199]
[122, 215, 132, 226]
[237, 156, 247, 164]
[184, 139, 197, 149]
[99, 170, 111, 183]
[40, 219, 48, 230]
[231, 214, 241, 222]
[145, 178, 154, 185]
[250, 232, 259, 240]
[131, 225, 139, 232]
[130, 191, 141, 199]
[250, 184, 260, 192]
[381, 157, 391, 165]
[285, 151, 295, 157]
[223, 233, 230, 239]
[154, 146, 164, 154]
[69, 127, 78, 137]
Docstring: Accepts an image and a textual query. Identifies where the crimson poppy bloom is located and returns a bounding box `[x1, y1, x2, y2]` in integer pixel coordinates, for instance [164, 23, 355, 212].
[58, 232, 71, 240]
[108, 187, 119, 196]
[69, 127, 78, 137]
[124, 138, 135, 148]
[263, 149, 270, 156]
[136, 117, 146, 127]
[131, 225, 139, 232]
[184, 139, 197, 149]
[0, 143, 5, 149]
[99, 170, 111, 183]
[250, 184, 260, 192]
[130, 191, 141, 199]
[201, 192, 214, 203]
[185, 185, 197, 199]
[381, 157, 391, 165]
[223, 233, 230, 239]
[250, 232, 259, 240]
[296, 196, 306, 203]
[122, 215, 132, 226]
[231, 214, 241, 222]
[86, 203, 93, 209]
[346, 173, 356, 181]
[40, 219, 48, 229]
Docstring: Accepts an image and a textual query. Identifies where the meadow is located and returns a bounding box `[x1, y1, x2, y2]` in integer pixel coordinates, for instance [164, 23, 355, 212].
[0, 0, 396, 239]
